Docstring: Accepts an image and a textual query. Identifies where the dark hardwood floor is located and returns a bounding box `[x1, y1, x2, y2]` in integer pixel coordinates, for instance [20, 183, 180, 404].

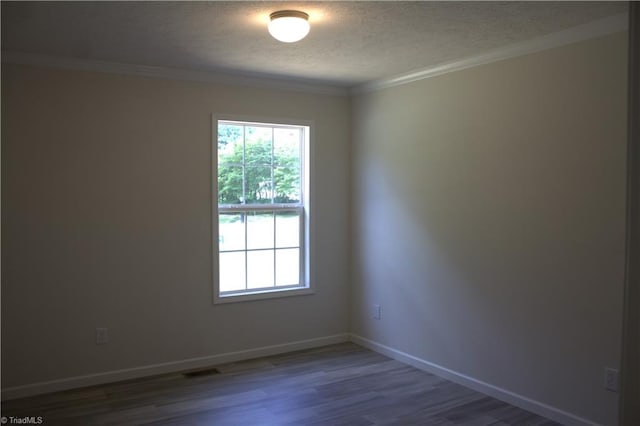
[1, 343, 559, 425]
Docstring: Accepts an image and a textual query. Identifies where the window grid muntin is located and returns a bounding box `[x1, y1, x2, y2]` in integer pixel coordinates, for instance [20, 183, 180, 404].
[217, 119, 306, 297]
[219, 121, 302, 206]
[218, 207, 304, 294]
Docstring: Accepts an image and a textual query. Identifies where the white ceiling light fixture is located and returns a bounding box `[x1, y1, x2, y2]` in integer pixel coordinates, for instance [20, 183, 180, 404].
[268, 10, 310, 43]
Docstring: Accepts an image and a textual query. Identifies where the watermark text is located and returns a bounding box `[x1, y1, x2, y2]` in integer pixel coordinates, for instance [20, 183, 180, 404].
[1, 416, 44, 425]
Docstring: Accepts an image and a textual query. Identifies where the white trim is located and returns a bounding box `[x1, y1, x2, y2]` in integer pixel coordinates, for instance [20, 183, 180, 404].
[620, 4, 640, 424]
[0, 51, 348, 97]
[1, 333, 349, 401]
[352, 13, 629, 94]
[1, 13, 627, 97]
[349, 334, 603, 426]
[211, 115, 314, 304]
[215, 286, 315, 304]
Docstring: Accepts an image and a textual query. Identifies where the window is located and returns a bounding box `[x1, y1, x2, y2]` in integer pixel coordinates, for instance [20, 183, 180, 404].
[213, 117, 312, 303]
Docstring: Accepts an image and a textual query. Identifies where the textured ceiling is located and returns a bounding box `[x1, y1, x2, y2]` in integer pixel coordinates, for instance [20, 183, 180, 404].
[1, 1, 628, 88]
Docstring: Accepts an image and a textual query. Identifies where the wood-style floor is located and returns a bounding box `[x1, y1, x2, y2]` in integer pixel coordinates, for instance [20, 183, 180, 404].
[1, 343, 559, 425]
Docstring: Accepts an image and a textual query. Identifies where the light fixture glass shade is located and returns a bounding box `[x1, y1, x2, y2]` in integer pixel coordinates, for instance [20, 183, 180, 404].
[268, 10, 310, 43]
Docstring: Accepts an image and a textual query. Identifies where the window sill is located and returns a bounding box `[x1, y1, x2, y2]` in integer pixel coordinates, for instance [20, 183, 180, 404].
[214, 286, 314, 304]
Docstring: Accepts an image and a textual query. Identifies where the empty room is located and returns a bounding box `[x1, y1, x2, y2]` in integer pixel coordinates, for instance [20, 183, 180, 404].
[2, 1, 638, 425]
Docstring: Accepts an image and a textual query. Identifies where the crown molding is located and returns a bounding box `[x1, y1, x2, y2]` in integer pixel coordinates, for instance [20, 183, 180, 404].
[1, 52, 349, 97]
[352, 13, 629, 95]
[1, 12, 628, 98]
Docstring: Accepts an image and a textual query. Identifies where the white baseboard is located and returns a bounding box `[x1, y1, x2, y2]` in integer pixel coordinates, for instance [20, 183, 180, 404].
[349, 334, 601, 426]
[0, 332, 604, 426]
[1, 333, 349, 401]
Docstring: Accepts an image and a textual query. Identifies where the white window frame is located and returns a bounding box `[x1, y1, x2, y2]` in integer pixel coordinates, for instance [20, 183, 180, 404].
[212, 115, 314, 304]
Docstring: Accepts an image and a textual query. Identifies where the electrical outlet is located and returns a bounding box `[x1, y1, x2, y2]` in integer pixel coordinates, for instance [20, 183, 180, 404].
[96, 327, 109, 345]
[372, 304, 381, 320]
[604, 367, 619, 392]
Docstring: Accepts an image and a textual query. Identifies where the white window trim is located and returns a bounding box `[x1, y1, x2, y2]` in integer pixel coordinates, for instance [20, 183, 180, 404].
[212, 114, 315, 304]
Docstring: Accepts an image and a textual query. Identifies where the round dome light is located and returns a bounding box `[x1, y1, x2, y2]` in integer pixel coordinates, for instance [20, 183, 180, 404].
[268, 10, 310, 43]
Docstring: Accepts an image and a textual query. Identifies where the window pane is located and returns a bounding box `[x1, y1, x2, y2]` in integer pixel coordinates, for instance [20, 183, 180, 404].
[218, 165, 244, 204]
[245, 127, 272, 166]
[245, 166, 272, 203]
[276, 248, 299, 286]
[247, 212, 274, 250]
[247, 250, 274, 289]
[216, 120, 308, 299]
[219, 252, 246, 292]
[274, 168, 300, 203]
[218, 124, 244, 165]
[275, 212, 299, 248]
[274, 128, 301, 167]
[219, 213, 245, 252]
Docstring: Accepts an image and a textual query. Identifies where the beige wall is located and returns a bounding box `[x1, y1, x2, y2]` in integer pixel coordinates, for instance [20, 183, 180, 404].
[1, 30, 630, 425]
[1, 65, 350, 388]
[350, 32, 628, 425]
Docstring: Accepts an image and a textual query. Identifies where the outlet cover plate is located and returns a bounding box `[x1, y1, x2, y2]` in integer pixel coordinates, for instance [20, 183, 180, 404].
[604, 367, 620, 392]
[96, 327, 109, 345]
[372, 304, 381, 320]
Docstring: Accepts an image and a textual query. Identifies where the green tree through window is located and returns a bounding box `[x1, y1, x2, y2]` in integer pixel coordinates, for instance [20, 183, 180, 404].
[218, 124, 300, 205]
